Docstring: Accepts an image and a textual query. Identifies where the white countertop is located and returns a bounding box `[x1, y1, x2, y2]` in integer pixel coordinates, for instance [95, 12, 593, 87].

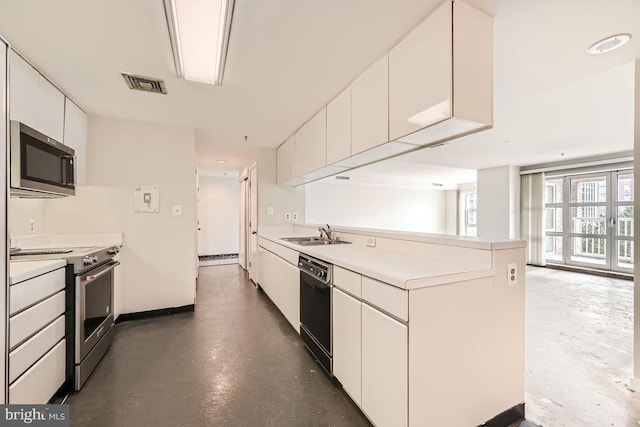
[259, 231, 496, 290]
[10, 260, 67, 285]
[11, 233, 123, 250]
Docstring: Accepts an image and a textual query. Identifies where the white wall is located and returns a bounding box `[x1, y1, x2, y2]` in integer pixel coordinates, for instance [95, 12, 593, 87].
[9, 199, 46, 237]
[305, 181, 447, 233]
[444, 189, 458, 235]
[198, 175, 239, 256]
[46, 116, 197, 314]
[256, 148, 306, 228]
[477, 166, 520, 240]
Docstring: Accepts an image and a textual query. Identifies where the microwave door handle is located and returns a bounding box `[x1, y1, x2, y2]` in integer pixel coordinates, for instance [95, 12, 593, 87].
[61, 155, 75, 186]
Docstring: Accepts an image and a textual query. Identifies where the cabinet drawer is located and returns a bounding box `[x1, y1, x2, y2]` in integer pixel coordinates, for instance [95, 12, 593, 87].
[10, 291, 65, 349]
[362, 276, 408, 322]
[9, 339, 66, 404]
[10, 267, 65, 315]
[258, 238, 299, 267]
[9, 315, 65, 384]
[333, 266, 361, 298]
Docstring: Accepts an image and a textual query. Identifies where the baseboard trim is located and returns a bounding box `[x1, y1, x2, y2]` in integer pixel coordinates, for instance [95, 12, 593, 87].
[543, 263, 632, 281]
[116, 304, 195, 323]
[479, 403, 525, 427]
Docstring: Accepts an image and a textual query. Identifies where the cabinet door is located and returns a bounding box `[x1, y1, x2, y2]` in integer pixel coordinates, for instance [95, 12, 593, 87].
[362, 303, 408, 427]
[351, 54, 389, 155]
[332, 287, 361, 406]
[64, 99, 88, 185]
[8, 50, 39, 128]
[326, 87, 351, 164]
[295, 108, 326, 176]
[37, 76, 65, 142]
[277, 135, 295, 184]
[275, 255, 300, 333]
[389, 1, 452, 141]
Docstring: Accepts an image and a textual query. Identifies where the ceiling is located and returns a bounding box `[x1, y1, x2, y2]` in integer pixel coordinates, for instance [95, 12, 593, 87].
[0, 0, 638, 177]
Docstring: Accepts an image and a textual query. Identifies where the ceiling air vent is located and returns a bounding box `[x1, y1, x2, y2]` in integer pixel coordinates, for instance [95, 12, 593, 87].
[121, 73, 168, 94]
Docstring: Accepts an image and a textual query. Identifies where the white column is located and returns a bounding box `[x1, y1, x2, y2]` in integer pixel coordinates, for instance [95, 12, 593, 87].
[477, 165, 521, 240]
[631, 59, 640, 391]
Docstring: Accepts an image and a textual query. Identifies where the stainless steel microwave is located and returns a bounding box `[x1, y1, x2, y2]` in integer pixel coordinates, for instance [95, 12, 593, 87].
[10, 120, 76, 197]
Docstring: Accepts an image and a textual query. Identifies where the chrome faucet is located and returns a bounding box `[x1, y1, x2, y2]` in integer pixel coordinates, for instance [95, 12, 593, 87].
[319, 224, 332, 240]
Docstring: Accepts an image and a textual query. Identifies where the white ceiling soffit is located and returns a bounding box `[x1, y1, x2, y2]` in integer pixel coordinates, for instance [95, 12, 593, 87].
[0, 0, 638, 173]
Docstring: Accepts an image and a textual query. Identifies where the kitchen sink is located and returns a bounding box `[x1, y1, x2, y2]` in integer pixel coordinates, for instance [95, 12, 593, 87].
[281, 236, 351, 246]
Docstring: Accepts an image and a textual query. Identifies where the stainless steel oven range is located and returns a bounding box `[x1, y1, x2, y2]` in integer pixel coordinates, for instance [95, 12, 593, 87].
[11, 245, 120, 390]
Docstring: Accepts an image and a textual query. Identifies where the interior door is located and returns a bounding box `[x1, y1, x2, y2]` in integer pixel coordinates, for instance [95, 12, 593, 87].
[238, 175, 247, 270]
[248, 165, 258, 282]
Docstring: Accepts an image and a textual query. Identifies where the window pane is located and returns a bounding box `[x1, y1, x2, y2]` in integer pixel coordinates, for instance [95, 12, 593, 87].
[545, 236, 563, 262]
[570, 176, 607, 203]
[617, 173, 634, 202]
[617, 240, 634, 269]
[617, 206, 634, 237]
[545, 207, 562, 232]
[570, 206, 607, 235]
[465, 193, 477, 209]
[466, 210, 477, 226]
[465, 226, 477, 237]
[570, 237, 606, 265]
[545, 178, 563, 204]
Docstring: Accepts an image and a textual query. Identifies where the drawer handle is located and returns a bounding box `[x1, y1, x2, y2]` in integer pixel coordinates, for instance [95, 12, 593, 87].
[96, 326, 105, 338]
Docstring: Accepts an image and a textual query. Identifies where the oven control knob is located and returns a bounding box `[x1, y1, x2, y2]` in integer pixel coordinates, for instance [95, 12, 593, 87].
[107, 247, 120, 255]
[317, 271, 325, 279]
[92, 256, 98, 263]
[83, 256, 92, 266]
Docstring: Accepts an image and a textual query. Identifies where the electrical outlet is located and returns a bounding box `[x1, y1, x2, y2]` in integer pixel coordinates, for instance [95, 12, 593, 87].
[507, 263, 518, 286]
[28, 219, 35, 233]
[292, 212, 298, 221]
[366, 236, 376, 247]
[267, 207, 274, 216]
[285, 213, 291, 221]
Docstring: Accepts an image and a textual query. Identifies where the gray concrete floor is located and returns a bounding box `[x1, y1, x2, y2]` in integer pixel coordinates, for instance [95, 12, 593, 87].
[525, 266, 640, 427]
[66, 265, 371, 426]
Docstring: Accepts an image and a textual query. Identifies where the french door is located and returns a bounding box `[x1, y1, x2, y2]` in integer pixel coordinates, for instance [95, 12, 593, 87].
[544, 170, 634, 273]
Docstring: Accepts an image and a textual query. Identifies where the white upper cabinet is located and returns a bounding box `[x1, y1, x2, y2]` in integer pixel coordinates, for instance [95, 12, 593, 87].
[36, 77, 65, 142]
[326, 87, 351, 164]
[63, 99, 88, 185]
[351, 54, 389, 156]
[9, 50, 39, 129]
[389, 1, 452, 141]
[277, 135, 295, 184]
[9, 50, 66, 142]
[391, 0, 493, 146]
[294, 108, 327, 177]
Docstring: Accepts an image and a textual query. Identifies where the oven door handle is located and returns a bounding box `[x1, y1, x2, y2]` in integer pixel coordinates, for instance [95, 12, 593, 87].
[82, 261, 120, 282]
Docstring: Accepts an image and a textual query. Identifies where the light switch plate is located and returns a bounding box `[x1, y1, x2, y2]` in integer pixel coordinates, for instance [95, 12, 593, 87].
[267, 207, 274, 216]
[134, 185, 160, 213]
[366, 236, 376, 247]
[172, 205, 182, 216]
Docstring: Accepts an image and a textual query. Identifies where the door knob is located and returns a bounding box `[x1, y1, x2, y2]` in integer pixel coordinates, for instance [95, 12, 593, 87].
[252, 231, 257, 235]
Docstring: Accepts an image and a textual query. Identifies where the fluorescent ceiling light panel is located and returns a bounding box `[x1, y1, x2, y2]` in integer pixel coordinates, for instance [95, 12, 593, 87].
[164, 0, 234, 85]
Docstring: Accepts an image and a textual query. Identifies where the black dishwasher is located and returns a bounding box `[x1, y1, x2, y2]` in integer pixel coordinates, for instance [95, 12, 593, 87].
[298, 254, 333, 375]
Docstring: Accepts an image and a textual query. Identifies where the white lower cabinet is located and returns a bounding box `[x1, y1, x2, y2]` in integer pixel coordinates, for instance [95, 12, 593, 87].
[9, 339, 66, 404]
[332, 287, 361, 406]
[258, 247, 300, 332]
[362, 303, 408, 427]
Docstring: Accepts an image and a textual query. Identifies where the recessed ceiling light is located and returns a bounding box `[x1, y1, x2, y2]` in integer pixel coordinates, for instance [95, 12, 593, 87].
[587, 34, 631, 54]
[216, 159, 227, 164]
